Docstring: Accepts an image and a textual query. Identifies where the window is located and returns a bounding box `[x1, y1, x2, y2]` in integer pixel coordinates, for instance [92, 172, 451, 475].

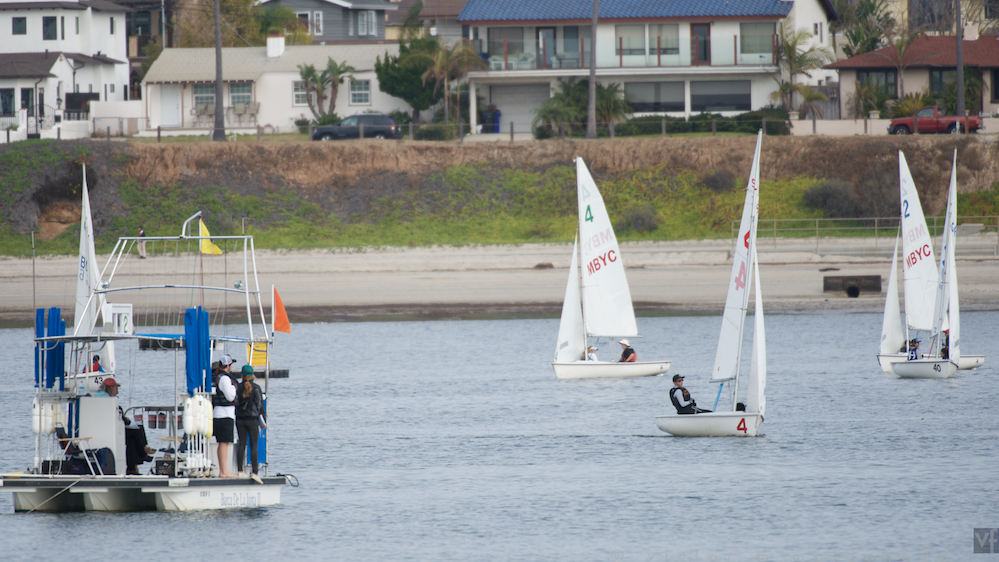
[21, 88, 34, 116]
[12, 17, 26, 35]
[128, 11, 151, 35]
[741, 22, 775, 55]
[488, 27, 524, 56]
[110, 84, 115, 93]
[354, 10, 376, 36]
[61, 16, 65, 40]
[74, 84, 79, 93]
[0, 89, 14, 115]
[615, 25, 644, 56]
[110, 17, 115, 34]
[909, 0, 952, 32]
[915, 107, 934, 118]
[350, 80, 370, 104]
[230, 83, 252, 104]
[987, 0, 999, 18]
[313, 11, 323, 35]
[929, 69, 956, 95]
[193, 84, 215, 105]
[43, 16, 57, 40]
[625, 82, 684, 112]
[293, 81, 309, 106]
[648, 24, 679, 55]
[690, 81, 751, 111]
[298, 12, 309, 31]
[993, 68, 999, 102]
[75, 17, 79, 35]
[857, 70, 897, 98]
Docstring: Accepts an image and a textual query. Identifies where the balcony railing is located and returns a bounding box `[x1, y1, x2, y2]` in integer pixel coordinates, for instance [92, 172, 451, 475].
[473, 35, 777, 72]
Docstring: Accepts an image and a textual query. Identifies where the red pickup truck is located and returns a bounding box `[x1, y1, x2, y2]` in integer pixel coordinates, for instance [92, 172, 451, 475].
[889, 106, 983, 134]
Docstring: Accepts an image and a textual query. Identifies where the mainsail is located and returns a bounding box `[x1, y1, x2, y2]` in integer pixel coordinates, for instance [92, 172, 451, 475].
[898, 152, 938, 331]
[575, 158, 637, 338]
[73, 164, 101, 337]
[712, 131, 762, 382]
[942, 152, 960, 365]
[879, 236, 904, 355]
[554, 235, 585, 362]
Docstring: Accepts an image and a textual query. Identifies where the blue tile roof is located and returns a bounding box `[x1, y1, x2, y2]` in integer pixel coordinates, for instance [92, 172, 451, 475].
[458, 0, 794, 22]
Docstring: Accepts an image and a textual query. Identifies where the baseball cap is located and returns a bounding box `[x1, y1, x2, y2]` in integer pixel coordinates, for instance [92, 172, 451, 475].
[103, 377, 121, 387]
[219, 354, 235, 366]
[672, 374, 684, 382]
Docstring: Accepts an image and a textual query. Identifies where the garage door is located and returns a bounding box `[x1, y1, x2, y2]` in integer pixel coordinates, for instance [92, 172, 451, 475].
[490, 85, 550, 134]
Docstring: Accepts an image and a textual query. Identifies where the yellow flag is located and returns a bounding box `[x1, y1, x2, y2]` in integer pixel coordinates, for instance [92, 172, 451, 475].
[199, 219, 222, 255]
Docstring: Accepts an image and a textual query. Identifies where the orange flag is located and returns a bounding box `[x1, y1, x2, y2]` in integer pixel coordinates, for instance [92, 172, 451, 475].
[273, 286, 290, 334]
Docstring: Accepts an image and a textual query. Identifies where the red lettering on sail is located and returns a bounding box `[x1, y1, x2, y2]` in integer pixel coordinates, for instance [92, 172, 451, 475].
[607, 250, 617, 263]
[734, 260, 747, 291]
[905, 244, 932, 269]
[743, 229, 751, 249]
[598, 254, 607, 266]
[587, 251, 619, 276]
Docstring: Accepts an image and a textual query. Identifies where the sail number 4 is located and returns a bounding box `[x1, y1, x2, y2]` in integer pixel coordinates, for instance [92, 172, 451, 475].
[734, 260, 747, 291]
[584, 205, 593, 223]
[737, 418, 747, 434]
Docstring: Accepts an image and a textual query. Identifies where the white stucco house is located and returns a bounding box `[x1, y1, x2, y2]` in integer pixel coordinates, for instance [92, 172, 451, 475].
[140, 36, 411, 134]
[0, 0, 129, 139]
[456, 0, 838, 132]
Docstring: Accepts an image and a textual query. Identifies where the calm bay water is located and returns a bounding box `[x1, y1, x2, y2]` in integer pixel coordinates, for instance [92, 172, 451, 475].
[1, 311, 997, 561]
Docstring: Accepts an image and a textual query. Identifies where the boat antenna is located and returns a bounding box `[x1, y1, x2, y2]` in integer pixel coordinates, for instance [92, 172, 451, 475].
[180, 211, 203, 238]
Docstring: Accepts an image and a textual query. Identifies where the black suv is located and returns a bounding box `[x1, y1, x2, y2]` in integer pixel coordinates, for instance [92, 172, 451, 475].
[311, 114, 402, 140]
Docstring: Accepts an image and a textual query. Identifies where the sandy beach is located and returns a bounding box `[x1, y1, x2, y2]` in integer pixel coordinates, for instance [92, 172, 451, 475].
[2, 234, 997, 323]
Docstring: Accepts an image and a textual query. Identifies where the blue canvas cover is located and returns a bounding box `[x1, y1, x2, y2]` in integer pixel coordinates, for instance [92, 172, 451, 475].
[184, 307, 213, 396]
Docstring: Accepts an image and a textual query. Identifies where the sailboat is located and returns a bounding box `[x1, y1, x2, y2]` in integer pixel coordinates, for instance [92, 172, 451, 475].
[551, 158, 670, 380]
[892, 151, 965, 378]
[877, 151, 983, 372]
[656, 131, 765, 437]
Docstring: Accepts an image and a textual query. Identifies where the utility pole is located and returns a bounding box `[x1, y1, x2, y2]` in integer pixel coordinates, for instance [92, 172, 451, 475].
[212, 0, 226, 141]
[955, 0, 964, 122]
[585, 0, 598, 139]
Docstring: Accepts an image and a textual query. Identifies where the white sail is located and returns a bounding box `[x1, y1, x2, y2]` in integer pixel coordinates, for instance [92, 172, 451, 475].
[944, 152, 960, 365]
[898, 152, 938, 331]
[712, 131, 762, 382]
[73, 164, 101, 336]
[554, 235, 586, 362]
[879, 236, 905, 355]
[576, 158, 637, 338]
[746, 255, 766, 416]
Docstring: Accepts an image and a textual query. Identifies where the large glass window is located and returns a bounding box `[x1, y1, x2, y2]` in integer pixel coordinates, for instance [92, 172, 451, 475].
[857, 70, 897, 98]
[648, 24, 679, 55]
[127, 11, 151, 35]
[909, 0, 952, 31]
[690, 81, 751, 111]
[350, 80, 370, 104]
[230, 83, 252, 104]
[293, 81, 309, 106]
[929, 69, 956, 95]
[352, 10, 376, 36]
[615, 25, 645, 56]
[0, 89, 14, 115]
[43, 16, 57, 40]
[12, 17, 26, 35]
[488, 27, 524, 56]
[740, 22, 775, 55]
[625, 82, 684, 112]
[21, 88, 35, 116]
[193, 84, 215, 105]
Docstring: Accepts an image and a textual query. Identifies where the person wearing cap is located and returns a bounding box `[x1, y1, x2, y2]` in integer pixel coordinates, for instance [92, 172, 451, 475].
[84, 354, 105, 373]
[586, 346, 599, 361]
[618, 339, 637, 363]
[669, 374, 711, 415]
[94, 376, 120, 397]
[235, 364, 266, 481]
[212, 354, 238, 478]
[905, 338, 921, 361]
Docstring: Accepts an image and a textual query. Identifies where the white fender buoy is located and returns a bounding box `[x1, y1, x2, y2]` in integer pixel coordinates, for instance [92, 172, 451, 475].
[50, 402, 64, 432]
[32, 397, 41, 434]
[41, 401, 55, 435]
[199, 395, 213, 437]
[182, 397, 196, 435]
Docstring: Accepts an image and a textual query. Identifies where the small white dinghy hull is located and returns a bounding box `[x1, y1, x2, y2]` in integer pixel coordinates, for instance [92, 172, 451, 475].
[655, 412, 763, 437]
[890, 359, 958, 379]
[552, 361, 669, 380]
[878, 353, 983, 372]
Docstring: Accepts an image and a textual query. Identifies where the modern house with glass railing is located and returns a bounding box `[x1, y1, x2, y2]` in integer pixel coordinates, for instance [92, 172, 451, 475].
[457, 0, 838, 133]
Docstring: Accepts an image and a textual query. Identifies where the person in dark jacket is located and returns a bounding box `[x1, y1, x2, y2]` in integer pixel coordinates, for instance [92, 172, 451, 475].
[618, 339, 637, 362]
[235, 364, 266, 480]
[669, 374, 711, 414]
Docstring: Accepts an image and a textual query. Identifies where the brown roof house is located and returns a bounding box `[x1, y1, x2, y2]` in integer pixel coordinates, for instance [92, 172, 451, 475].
[825, 30, 999, 118]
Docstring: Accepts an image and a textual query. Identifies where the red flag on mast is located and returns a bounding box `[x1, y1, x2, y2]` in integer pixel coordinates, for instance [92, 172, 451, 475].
[272, 286, 290, 334]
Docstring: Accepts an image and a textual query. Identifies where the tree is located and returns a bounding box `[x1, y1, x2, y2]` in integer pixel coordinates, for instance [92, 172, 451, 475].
[175, 0, 263, 48]
[324, 58, 356, 117]
[532, 79, 584, 138]
[594, 82, 631, 137]
[585, 0, 598, 139]
[406, 39, 486, 125]
[376, 36, 443, 122]
[872, 24, 928, 99]
[297, 63, 327, 120]
[841, 0, 895, 58]
[773, 24, 832, 110]
[256, 6, 312, 45]
[796, 85, 829, 119]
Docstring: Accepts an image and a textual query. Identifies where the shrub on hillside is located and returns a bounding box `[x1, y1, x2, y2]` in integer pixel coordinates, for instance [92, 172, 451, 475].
[614, 109, 790, 137]
[703, 169, 736, 193]
[803, 180, 863, 218]
[616, 204, 661, 233]
[415, 124, 457, 141]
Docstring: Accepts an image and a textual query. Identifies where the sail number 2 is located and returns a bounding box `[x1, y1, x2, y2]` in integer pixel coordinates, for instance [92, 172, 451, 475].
[737, 418, 747, 433]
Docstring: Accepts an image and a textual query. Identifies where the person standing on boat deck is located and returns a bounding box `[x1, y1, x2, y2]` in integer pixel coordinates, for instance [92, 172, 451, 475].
[586, 346, 599, 361]
[906, 338, 920, 361]
[84, 354, 105, 373]
[137, 226, 146, 259]
[212, 354, 238, 478]
[670, 375, 711, 414]
[235, 365, 265, 480]
[941, 330, 950, 360]
[618, 340, 636, 362]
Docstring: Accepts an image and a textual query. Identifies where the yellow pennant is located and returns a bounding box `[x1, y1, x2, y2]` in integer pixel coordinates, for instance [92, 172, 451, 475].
[199, 219, 222, 255]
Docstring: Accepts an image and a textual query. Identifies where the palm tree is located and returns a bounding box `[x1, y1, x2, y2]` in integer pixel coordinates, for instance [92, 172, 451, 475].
[407, 40, 486, 125]
[533, 78, 586, 138]
[773, 24, 832, 110]
[796, 85, 829, 119]
[297, 63, 327, 120]
[594, 83, 631, 137]
[325, 58, 356, 116]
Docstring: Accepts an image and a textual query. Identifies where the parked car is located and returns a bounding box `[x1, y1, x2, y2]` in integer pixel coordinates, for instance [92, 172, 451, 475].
[889, 106, 983, 135]
[311, 114, 403, 140]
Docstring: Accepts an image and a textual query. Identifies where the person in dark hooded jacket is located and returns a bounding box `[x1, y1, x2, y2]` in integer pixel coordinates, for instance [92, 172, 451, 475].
[235, 364, 266, 479]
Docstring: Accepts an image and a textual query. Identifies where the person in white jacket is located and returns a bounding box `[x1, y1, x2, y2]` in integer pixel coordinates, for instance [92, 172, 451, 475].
[212, 355, 238, 478]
